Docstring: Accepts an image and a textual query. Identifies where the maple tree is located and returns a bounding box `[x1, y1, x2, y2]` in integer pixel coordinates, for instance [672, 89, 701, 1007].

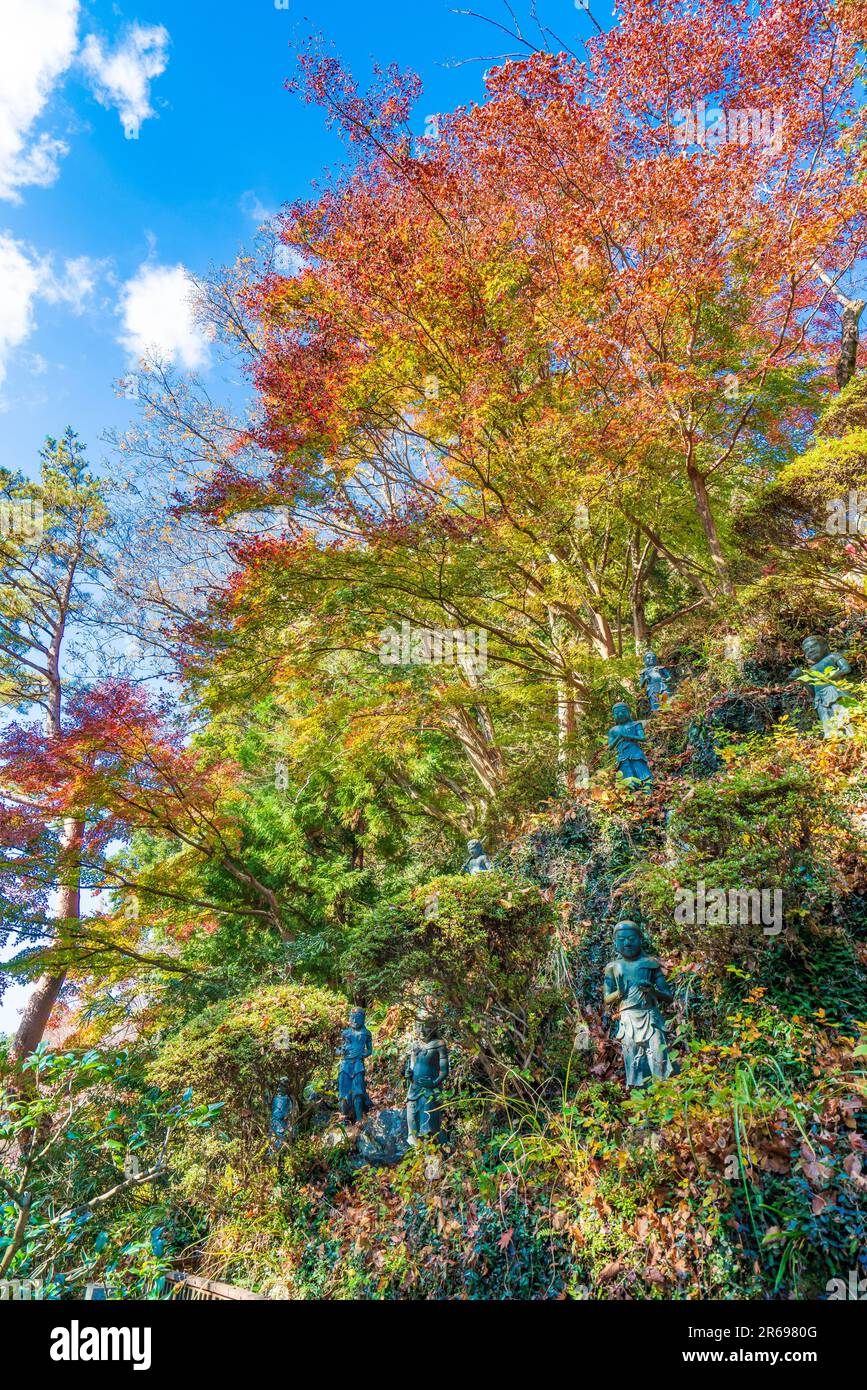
[0, 673, 327, 1046]
[130, 0, 862, 808]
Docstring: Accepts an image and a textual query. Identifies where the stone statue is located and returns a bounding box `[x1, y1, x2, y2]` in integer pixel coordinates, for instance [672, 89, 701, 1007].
[461, 838, 492, 873]
[269, 1086, 292, 1155]
[638, 650, 671, 712]
[607, 702, 653, 786]
[603, 921, 676, 1089]
[405, 1017, 449, 1145]
[791, 636, 853, 738]
[338, 1006, 373, 1124]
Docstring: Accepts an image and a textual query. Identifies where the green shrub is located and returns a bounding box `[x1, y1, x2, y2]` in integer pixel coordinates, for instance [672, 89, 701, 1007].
[345, 872, 563, 1091]
[630, 745, 845, 972]
[150, 982, 347, 1138]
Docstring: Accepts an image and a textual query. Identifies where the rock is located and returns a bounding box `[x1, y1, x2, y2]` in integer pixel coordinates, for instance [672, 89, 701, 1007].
[424, 1154, 442, 1181]
[356, 1108, 410, 1166]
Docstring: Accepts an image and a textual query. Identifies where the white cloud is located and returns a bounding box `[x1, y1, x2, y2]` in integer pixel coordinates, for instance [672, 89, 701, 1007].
[118, 262, 210, 370]
[0, 0, 79, 201]
[0, 233, 43, 384]
[0, 7, 173, 199]
[80, 23, 170, 139]
[0, 233, 107, 387]
[43, 254, 106, 313]
[23, 350, 49, 376]
[240, 190, 274, 224]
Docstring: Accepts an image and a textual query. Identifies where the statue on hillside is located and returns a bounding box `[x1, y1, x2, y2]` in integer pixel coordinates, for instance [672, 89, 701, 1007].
[603, 921, 677, 1089]
[607, 702, 653, 787]
[638, 650, 671, 712]
[790, 635, 853, 738]
[338, 1007, 373, 1124]
[269, 1086, 293, 1155]
[405, 1017, 449, 1145]
[461, 839, 492, 874]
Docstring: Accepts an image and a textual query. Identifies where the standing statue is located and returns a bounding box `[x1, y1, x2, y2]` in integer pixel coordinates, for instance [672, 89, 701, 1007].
[603, 921, 676, 1089]
[269, 1086, 292, 1155]
[638, 650, 671, 712]
[338, 1007, 373, 1124]
[405, 1017, 450, 1145]
[461, 839, 492, 873]
[791, 636, 853, 738]
[607, 702, 653, 786]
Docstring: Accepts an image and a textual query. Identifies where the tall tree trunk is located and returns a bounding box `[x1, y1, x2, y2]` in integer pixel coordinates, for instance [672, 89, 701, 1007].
[444, 704, 504, 802]
[629, 533, 654, 648]
[686, 464, 733, 596]
[547, 607, 578, 791]
[349, 811, 366, 870]
[813, 266, 864, 392]
[837, 300, 865, 391]
[10, 817, 83, 1064]
[556, 680, 577, 793]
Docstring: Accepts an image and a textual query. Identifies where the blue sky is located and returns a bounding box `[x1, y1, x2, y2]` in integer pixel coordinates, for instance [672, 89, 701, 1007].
[0, 0, 612, 480]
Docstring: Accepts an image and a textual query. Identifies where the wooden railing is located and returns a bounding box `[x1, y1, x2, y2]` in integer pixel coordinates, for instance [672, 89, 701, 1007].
[165, 1272, 271, 1301]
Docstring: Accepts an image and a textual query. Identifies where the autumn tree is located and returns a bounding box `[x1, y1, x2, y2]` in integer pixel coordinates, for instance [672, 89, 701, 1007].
[112, 0, 866, 823]
[0, 432, 111, 1062]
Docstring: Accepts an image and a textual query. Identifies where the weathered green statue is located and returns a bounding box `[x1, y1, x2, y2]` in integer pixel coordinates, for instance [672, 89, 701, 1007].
[405, 1017, 449, 1144]
[638, 650, 671, 712]
[603, 921, 676, 1089]
[607, 702, 653, 786]
[338, 1007, 373, 1124]
[791, 635, 853, 738]
[461, 839, 492, 873]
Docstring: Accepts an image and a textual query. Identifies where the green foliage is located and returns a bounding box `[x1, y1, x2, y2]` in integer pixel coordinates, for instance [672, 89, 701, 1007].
[0, 1046, 217, 1298]
[345, 872, 564, 1088]
[632, 744, 839, 965]
[149, 981, 347, 1130]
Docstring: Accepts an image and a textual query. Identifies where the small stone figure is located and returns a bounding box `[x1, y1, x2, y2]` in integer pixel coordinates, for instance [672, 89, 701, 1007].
[791, 636, 853, 738]
[461, 838, 492, 873]
[405, 1017, 449, 1145]
[603, 921, 676, 1089]
[607, 702, 653, 786]
[269, 1086, 292, 1155]
[638, 650, 671, 712]
[338, 1006, 373, 1124]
